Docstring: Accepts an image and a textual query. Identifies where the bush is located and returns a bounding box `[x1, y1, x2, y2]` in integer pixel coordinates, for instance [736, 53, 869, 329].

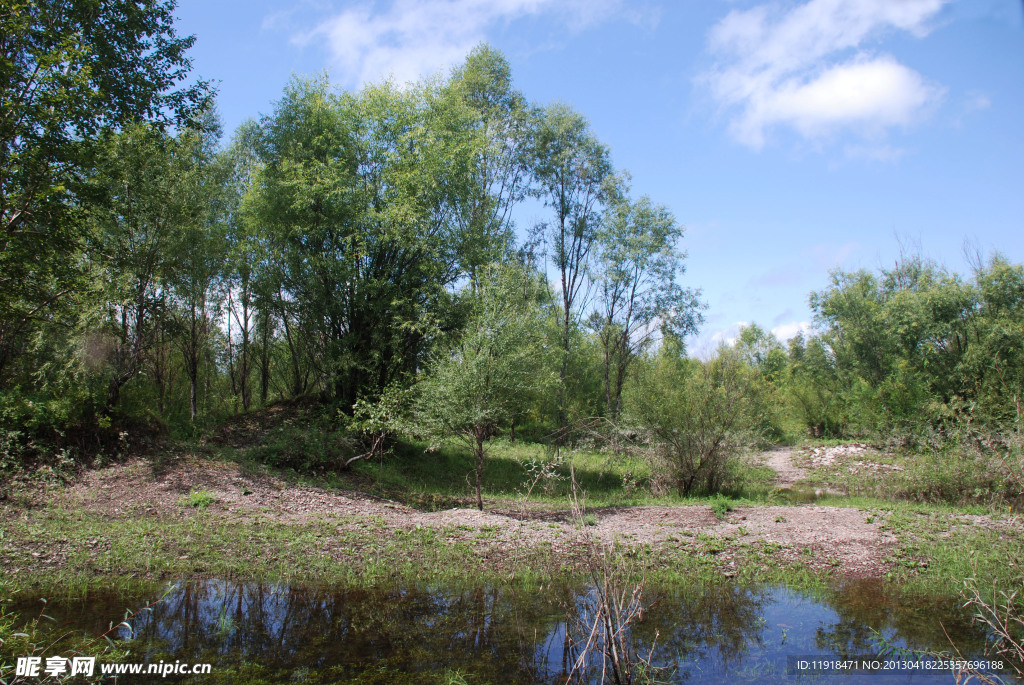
[248, 414, 358, 474]
[832, 426, 1024, 506]
[625, 345, 768, 496]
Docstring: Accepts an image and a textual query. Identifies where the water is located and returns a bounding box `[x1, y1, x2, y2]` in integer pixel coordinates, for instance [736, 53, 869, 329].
[12, 578, 1011, 683]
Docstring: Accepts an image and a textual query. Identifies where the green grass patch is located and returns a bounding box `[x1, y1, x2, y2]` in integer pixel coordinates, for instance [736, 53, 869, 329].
[179, 489, 216, 508]
[879, 504, 1022, 593]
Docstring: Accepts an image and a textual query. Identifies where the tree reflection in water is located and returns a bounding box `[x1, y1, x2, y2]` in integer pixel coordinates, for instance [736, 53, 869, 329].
[23, 578, 995, 684]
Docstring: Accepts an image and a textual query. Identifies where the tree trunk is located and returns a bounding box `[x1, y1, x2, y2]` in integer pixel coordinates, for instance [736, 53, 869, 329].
[603, 338, 613, 419]
[475, 430, 485, 511]
[279, 292, 303, 397]
[558, 308, 570, 439]
[259, 309, 270, 406]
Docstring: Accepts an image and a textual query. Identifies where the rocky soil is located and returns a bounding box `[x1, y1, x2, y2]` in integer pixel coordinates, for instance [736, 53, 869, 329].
[36, 451, 900, 577]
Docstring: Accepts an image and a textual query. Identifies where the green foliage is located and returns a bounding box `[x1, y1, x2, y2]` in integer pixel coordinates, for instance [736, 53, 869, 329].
[791, 252, 1024, 438]
[445, 44, 531, 284]
[733, 324, 788, 441]
[249, 422, 357, 474]
[531, 102, 614, 428]
[785, 333, 847, 437]
[1, 27, 715, 481]
[244, 74, 480, 407]
[415, 264, 556, 508]
[735, 324, 787, 383]
[816, 428, 1024, 507]
[590, 180, 704, 419]
[333, 383, 416, 472]
[180, 490, 216, 508]
[0, 0, 208, 397]
[709, 494, 734, 519]
[625, 344, 768, 496]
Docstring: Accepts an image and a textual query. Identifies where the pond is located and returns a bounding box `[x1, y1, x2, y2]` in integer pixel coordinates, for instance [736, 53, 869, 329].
[12, 578, 1011, 683]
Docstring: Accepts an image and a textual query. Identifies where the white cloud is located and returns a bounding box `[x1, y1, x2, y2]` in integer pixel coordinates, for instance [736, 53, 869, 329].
[292, 0, 652, 88]
[702, 0, 948, 149]
[965, 92, 992, 112]
[710, 320, 749, 347]
[771, 320, 812, 342]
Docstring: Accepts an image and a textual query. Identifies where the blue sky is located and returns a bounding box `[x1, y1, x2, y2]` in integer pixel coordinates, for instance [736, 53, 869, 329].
[174, 0, 1024, 353]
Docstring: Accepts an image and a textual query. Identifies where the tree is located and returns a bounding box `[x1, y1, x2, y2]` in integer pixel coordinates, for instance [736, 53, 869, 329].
[222, 119, 266, 411]
[531, 103, 613, 430]
[590, 186, 703, 419]
[0, 0, 208, 388]
[810, 254, 981, 430]
[446, 44, 532, 287]
[415, 265, 554, 510]
[959, 255, 1024, 427]
[89, 123, 193, 413]
[625, 344, 766, 496]
[785, 332, 846, 437]
[247, 75, 483, 408]
[165, 112, 230, 422]
[735, 324, 786, 383]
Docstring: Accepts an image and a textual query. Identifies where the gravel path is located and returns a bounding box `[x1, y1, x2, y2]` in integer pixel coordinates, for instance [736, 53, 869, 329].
[762, 447, 806, 488]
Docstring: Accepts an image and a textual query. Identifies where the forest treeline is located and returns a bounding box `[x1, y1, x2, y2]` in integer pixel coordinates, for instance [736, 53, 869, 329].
[2, 1, 1022, 506]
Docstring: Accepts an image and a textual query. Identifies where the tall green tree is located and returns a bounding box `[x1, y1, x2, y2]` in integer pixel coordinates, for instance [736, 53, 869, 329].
[590, 186, 703, 419]
[446, 44, 532, 286]
[967, 256, 1024, 427]
[88, 123, 190, 413]
[248, 75, 481, 407]
[165, 112, 230, 422]
[0, 0, 207, 388]
[785, 332, 846, 437]
[531, 103, 613, 430]
[222, 119, 269, 412]
[735, 324, 787, 383]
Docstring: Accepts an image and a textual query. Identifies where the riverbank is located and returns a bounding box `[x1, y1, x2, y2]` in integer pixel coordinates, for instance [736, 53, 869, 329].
[1, 446, 1018, 597]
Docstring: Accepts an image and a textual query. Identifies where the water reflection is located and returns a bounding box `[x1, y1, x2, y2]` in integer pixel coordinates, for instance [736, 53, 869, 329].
[23, 578, 1001, 683]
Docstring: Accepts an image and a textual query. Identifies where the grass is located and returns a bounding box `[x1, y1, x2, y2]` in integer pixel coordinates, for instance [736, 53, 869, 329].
[3, 419, 1020, 600]
[0, 577, 133, 684]
[878, 503, 1022, 594]
[710, 494, 734, 519]
[307, 437, 783, 511]
[794, 440, 1022, 508]
[0, 503, 817, 599]
[343, 437, 659, 508]
[0, 506, 533, 597]
[179, 489, 216, 508]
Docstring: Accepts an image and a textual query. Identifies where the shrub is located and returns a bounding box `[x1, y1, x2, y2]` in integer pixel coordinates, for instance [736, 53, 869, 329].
[249, 423, 358, 474]
[625, 345, 768, 496]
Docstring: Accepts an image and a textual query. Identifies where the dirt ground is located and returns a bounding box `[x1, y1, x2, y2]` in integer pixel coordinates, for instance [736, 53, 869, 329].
[762, 447, 806, 488]
[35, 448, 901, 578]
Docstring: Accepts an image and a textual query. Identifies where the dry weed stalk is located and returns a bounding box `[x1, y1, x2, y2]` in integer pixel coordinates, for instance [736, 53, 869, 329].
[562, 467, 664, 685]
[944, 559, 1024, 684]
